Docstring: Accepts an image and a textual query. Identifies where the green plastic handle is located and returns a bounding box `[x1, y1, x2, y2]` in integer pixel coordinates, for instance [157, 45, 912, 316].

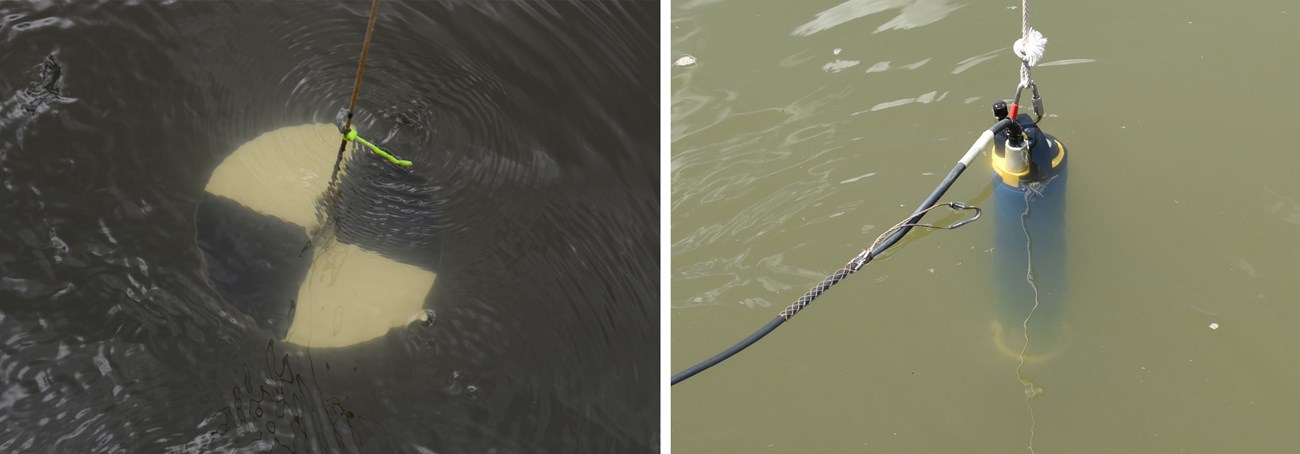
[344, 129, 413, 167]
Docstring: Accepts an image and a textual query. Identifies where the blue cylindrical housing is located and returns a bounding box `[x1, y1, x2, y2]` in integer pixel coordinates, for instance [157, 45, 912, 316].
[990, 114, 1068, 360]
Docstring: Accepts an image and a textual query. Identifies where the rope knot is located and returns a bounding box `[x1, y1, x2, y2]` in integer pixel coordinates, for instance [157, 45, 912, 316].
[1013, 28, 1047, 67]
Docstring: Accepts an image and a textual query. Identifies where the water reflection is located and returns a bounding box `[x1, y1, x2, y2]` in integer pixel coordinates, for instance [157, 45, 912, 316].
[793, 0, 962, 36]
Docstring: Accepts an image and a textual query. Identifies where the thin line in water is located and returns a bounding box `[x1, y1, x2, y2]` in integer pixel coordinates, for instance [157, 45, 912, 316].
[1015, 183, 1047, 454]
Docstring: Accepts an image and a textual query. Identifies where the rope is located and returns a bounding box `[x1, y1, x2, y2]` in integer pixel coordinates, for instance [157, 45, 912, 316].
[1008, 0, 1046, 122]
[1012, 7, 1052, 448]
[1013, 0, 1046, 89]
[1021, 0, 1028, 35]
[318, 0, 413, 224]
[1020, 0, 1029, 84]
[330, 0, 383, 188]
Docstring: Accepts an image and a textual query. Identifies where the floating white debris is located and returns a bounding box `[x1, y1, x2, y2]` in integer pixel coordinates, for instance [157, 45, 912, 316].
[833, 47, 842, 55]
[1209, 322, 1220, 330]
[673, 54, 697, 67]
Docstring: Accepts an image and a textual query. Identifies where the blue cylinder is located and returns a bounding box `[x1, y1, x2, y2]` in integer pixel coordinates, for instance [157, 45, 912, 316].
[990, 114, 1068, 361]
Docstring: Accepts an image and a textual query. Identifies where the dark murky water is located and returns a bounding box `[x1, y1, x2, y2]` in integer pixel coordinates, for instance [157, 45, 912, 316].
[1, 1, 658, 452]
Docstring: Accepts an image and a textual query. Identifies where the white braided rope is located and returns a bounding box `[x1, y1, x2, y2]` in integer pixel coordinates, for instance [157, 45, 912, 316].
[1013, 0, 1047, 88]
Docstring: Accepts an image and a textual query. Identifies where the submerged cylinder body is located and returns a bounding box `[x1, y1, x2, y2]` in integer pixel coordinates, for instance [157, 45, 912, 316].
[990, 114, 1068, 360]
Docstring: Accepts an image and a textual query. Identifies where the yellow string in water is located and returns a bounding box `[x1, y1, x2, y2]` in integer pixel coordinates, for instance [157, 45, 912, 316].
[344, 129, 413, 167]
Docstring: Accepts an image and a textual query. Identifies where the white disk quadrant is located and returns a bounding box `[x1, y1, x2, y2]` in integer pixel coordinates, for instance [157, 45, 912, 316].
[204, 123, 437, 348]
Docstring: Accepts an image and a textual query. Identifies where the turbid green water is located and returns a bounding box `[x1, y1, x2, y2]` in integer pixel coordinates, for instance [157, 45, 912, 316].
[671, 1, 1300, 452]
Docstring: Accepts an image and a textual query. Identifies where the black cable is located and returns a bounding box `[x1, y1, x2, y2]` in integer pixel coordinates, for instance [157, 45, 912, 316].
[671, 317, 783, 385]
[671, 119, 1015, 386]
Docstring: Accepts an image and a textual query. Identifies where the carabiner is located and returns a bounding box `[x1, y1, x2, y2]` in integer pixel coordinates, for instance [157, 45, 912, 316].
[941, 202, 982, 229]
